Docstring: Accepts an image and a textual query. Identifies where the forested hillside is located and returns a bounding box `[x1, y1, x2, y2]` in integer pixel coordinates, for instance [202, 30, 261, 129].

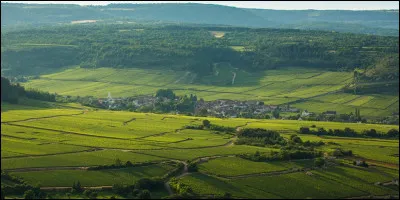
[1, 3, 398, 36]
[2, 23, 398, 81]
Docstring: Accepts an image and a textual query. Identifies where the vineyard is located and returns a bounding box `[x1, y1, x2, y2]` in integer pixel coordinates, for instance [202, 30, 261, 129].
[22, 65, 399, 118]
[1, 102, 398, 198]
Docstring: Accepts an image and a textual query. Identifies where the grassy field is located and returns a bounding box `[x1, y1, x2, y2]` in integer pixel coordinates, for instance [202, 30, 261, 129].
[198, 157, 314, 176]
[1, 103, 398, 198]
[1, 150, 166, 170]
[180, 165, 398, 199]
[10, 163, 174, 187]
[21, 65, 399, 117]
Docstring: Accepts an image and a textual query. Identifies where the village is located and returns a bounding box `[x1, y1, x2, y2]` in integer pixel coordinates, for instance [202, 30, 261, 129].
[92, 92, 311, 119]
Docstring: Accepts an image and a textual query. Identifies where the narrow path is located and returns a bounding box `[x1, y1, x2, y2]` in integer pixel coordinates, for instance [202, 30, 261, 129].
[164, 160, 188, 195]
[174, 71, 190, 83]
[161, 116, 177, 120]
[123, 117, 136, 125]
[164, 182, 173, 195]
[235, 122, 250, 131]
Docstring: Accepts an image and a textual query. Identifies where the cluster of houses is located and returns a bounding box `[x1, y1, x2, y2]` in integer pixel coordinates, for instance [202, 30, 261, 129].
[97, 93, 158, 109]
[195, 99, 300, 118]
[94, 93, 341, 120]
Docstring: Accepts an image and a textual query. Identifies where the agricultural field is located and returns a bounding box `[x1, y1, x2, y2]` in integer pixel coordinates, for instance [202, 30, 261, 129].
[22, 66, 399, 118]
[181, 165, 398, 199]
[9, 163, 175, 187]
[198, 157, 314, 177]
[1, 103, 398, 198]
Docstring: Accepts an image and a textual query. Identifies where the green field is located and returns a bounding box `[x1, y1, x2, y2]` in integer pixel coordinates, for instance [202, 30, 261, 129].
[22, 66, 399, 117]
[198, 157, 314, 177]
[10, 163, 174, 187]
[1, 103, 398, 198]
[1, 150, 166, 170]
[180, 165, 398, 199]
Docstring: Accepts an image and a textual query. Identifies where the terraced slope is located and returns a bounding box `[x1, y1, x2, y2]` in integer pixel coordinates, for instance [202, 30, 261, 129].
[23, 65, 398, 117]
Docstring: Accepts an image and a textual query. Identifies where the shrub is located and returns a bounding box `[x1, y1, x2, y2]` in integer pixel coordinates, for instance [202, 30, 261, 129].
[299, 127, 310, 134]
[23, 190, 35, 199]
[202, 120, 211, 128]
[314, 158, 325, 167]
[187, 163, 198, 172]
[138, 190, 151, 199]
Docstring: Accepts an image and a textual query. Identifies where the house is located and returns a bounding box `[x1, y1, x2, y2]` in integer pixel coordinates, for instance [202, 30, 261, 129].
[354, 160, 363, 166]
[288, 108, 300, 112]
[301, 110, 310, 117]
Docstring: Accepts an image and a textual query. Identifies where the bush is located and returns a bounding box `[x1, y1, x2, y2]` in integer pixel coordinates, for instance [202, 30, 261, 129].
[387, 129, 399, 138]
[187, 163, 198, 172]
[299, 127, 310, 134]
[83, 189, 93, 197]
[202, 120, 211, 128]
[237, 128, 286, 146]
[184, 125, 204, 130]
[135, 178, 163, 190]
[314, 157, 325, 167]
[209, 124, 236, 133]
[291, 135, 302, 143]
[23, 190, 35, 199]
[112, 183, 131, 196]
[138, 190, 151, 199]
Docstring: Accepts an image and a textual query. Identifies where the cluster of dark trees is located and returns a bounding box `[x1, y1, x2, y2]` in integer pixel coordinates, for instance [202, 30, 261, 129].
[162, 162, 185, 181]
[299, 111, 367, 124]
[331, 148, 353, 157]
[87, 158, 157, 170]
[168, 177, 194, 197]
[1, 171, 47, 199]
[279, 134, 325, 152]
[235, 128, 287, 146]
[238, 150, 323, 162]
[299, 126, 399, 139]
[1, 77, 56, 104]
[153, 91, 198, 114]
[184, 120, 236, 134]
[111, 178, 163, 199]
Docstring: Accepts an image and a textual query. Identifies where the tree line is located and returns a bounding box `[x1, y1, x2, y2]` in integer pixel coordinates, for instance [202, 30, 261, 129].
[1, 77, 56, 104]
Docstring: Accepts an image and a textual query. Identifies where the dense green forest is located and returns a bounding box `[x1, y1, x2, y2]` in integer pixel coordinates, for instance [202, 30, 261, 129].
[1, 23, 398, 83]
[1, 77, 56, 104]
[1, 3, 398, 36]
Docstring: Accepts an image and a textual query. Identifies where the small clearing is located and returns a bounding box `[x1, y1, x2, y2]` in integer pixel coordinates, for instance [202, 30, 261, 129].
[209, 31, 225, 38]
[71, 20, 97, 24]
